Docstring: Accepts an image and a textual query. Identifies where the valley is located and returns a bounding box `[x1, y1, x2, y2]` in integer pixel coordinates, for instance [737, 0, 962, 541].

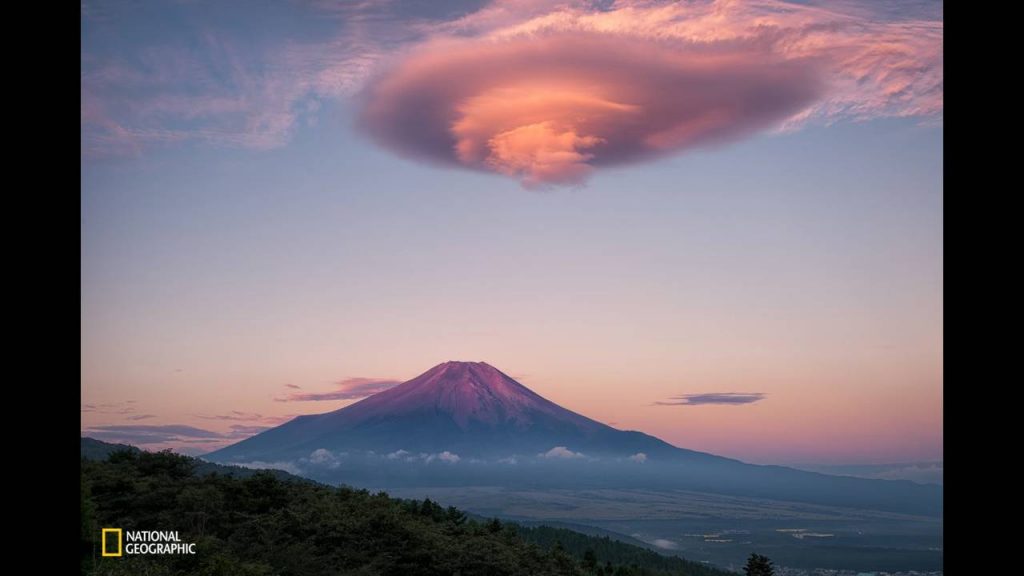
[383, 486, 942, 573]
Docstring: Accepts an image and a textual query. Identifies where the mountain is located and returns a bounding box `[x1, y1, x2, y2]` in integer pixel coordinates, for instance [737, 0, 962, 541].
[210, 361, 699, 461]
[80, 437, 139, 460]
[205, 361, 941, 517]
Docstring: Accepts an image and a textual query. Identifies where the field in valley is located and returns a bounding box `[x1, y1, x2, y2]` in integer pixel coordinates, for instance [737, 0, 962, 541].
[385, 486, 943, 573]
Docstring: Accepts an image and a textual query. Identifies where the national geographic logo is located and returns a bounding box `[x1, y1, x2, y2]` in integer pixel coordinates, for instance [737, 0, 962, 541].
[101, 529, 197, 556]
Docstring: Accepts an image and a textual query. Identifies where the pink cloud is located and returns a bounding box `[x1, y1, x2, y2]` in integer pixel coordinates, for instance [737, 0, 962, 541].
[197, 410, 272, 422]
[275, 377, 401, 402]
[359, 34, 821, 186]
[358, 0, 942, 186]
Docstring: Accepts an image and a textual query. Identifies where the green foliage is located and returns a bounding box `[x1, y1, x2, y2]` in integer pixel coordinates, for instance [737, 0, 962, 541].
[583, 548, 598, 571]
[516, 525, 731, 576]
[742, 553, 775, 576]
[81, 449, 735, 576]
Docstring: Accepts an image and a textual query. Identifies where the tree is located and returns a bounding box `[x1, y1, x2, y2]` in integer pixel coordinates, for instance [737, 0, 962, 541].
[548, 541, 575, 575]
[743, 553, 775, 576]
[446, 506, 467, 526]
[582, 548, 598, 571]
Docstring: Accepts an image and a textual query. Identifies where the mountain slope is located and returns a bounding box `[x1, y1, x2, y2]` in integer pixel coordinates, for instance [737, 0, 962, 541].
[209, 361, 709, 461]
[80, 437, 139, 460]
[81, 436, 311, 482]
[205, 361, 941, 517]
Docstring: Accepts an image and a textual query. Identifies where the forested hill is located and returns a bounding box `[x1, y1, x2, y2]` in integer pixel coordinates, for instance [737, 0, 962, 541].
[80, 444, 734, 576]
[81, 437, 139, 460]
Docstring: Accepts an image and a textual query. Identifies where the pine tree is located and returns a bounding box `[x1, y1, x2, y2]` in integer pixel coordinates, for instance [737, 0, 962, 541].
[549, 541, 575, 575]
[743, 553, 775, 576]
[446, 505, 467, 526]
[583, 548, 598, 571]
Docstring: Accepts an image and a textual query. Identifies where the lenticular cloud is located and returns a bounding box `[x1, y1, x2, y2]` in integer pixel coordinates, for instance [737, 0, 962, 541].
[357, 0, 942, 187]
[360, 34, 821, 187]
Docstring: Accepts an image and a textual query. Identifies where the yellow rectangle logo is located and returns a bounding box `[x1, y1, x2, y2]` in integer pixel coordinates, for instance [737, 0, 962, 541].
[101, 528, 122, 557]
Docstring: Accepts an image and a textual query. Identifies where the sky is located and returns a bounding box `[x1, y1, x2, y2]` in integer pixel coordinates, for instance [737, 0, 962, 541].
[81, 0, 942, 467]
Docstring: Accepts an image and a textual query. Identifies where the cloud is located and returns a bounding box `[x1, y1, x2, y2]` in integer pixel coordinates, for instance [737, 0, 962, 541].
[88, 424, 223, 437]
[429, 451, 461, 464]
[83, 424, 224, 445]
[358, 0, 941, 186]
[629, 452, 647, 463]
[386, 449, 411, 460]
[308, 448, 335, 463]
[196, 411, 296, 428]
[652, 539, 679, 550]
[81, 400, 146, 416]
[305, 448, 345, 469]
[539, 446, 585, 459]
[198, 410, 267, 422]
[655, 392, 766, 406]
[284, 383, 302, 390]
[497, 456, 518, 465]
[226, 424, 272, 438]
[234, 460, 302, 475]
[795, 461, 943, 485]
[82, 414, 290, 452]
[870, 462, 943, 485]
[81, 1, 399, 156]
[276, 377, 402, 402]
[383, 449, 460, 463]
[360, 34, 819, 188]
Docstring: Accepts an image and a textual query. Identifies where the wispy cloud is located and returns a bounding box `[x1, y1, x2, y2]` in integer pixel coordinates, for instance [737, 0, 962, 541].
[195, 410, 297, 425]
[197, 410, 265, 422]
[275, 377, 401, 402]
[83, 420, 276, 448]
[83, 424, 225, 445]
[81, 0, 405, 156]
[793, 461, 943, 485]
[81, 400, 151, 419]
[82, 400, 135, 413]
[226, 424, 272, 437]
[655, 393, 767, 406]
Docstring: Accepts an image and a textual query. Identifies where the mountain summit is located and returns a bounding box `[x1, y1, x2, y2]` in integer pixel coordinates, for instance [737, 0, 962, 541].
[208, 361, 679, 461]
[324, 361, 604, 431]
